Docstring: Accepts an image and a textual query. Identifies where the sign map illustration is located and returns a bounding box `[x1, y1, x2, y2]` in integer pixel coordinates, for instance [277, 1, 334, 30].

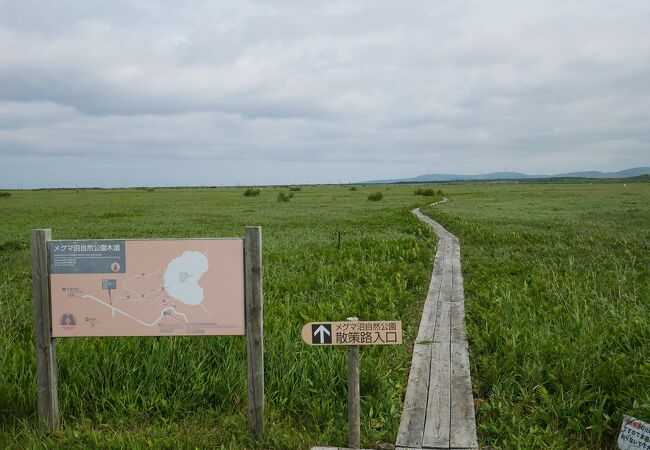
[49, 239, 245, 337]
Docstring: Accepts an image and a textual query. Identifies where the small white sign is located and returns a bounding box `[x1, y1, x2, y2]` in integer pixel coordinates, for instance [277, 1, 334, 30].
[618, 415, 650, 450]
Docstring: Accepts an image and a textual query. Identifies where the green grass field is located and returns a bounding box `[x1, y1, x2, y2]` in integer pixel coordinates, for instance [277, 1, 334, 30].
[423, 182, 649, 449]
[1, 182, 648, 448]
[0, 185, 438, 449]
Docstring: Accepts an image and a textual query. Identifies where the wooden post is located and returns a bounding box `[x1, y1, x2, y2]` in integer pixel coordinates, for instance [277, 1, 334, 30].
[244, 226, 264, 438]
[31, 229, 60, 432]
[347, 316, 361, 448]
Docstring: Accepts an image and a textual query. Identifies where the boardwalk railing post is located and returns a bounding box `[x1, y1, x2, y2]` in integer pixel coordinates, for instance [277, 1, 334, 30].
[31, 228, 60, 432]
[244, 226, 264, 438]
[347, 316, 361, 448]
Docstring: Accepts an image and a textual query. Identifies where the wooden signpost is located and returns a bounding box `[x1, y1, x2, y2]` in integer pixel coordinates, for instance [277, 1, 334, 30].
[31, 229, 59, 432]
[301, 318, 402, 449]
[31, 227, 265, 438]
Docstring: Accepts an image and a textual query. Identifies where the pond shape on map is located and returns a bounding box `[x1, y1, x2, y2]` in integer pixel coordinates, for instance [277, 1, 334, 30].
[163, 251, 209, 305]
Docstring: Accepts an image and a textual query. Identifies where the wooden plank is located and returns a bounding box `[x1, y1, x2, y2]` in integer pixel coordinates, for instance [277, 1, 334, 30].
[244, 226, 264, 438]
[450, 342, 478, 449]
[415, 239, 446, 343]
[422, 342, 451, 448]
[396, 343, 432, 447]
[441, 237, 454, 293]
[432, 242, 445, 279]
[414, 284, 437, 343]
[432, 243, 453, 345]
[450, 302, 467, 344]
[31, 228, 60, 432]
[433, 299, 451, 346]
[451, 239, 465, 303]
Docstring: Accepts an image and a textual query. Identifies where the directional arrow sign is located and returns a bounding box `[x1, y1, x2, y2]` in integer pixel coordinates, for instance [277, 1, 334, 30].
[312, 324, 332, 344]
[301, 321, 402, 346]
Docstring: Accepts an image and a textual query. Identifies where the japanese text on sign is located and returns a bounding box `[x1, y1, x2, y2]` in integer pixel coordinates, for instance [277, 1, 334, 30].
[301, 321, 402, 346]
[50, 240, 126, 274]
[619, 415, 650, 450]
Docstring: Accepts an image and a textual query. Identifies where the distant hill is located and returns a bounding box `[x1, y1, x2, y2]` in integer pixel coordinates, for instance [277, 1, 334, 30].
[366, 167, 650, 184]
[628, 174, 650, 182]
[553, 167, 650, 178]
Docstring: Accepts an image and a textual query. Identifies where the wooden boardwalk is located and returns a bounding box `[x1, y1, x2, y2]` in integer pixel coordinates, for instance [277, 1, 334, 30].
[396, 201, 478, 450]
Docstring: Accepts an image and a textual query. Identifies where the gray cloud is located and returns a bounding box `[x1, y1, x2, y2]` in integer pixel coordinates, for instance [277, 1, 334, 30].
[0, 0, 648, 188]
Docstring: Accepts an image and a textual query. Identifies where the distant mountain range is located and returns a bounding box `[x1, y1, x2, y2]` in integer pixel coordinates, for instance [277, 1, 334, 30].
[366, 167, 650, 184]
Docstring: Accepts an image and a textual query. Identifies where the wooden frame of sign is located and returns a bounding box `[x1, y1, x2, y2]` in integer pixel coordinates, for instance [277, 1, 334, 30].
[31, 227, 265, 437]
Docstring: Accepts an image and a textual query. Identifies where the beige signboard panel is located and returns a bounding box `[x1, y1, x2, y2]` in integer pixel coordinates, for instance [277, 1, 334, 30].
[49, 239, 245, 337]
[301, 321, 402, 346]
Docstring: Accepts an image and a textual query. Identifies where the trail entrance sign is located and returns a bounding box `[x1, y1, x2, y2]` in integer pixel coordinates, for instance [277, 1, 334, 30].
[49, 239, 245, 337]
[31, 227, 264, 438]
[301, 320, 402, 346]
[301, 318, 402, 448]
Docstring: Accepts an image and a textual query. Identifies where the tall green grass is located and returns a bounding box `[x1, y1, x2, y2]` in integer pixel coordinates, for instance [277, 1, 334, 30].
[0, 186, 438, 448]
[422, 182, 650, 449]
[3, 182, 646, 448]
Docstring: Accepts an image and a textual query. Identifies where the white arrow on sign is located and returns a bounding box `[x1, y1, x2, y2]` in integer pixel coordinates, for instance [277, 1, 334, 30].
[313, 324, 331, 343]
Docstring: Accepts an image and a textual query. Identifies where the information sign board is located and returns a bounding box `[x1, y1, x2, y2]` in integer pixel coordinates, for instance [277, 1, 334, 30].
[49, 239, 245, 337]
[618, 415, 650, 450]
[301, 320, 402, 346]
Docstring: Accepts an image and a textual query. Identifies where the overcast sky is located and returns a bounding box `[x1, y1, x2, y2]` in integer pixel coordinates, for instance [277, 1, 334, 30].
[1, 0, 649, 188]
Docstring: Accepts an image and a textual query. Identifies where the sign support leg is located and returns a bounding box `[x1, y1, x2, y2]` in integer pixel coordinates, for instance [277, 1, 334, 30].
[244, 226, 264, 438]
[347, 316, 361, 448]
[31, 229, 60, 432]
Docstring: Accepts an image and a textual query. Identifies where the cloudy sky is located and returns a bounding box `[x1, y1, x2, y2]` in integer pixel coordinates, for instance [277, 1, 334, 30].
[1, 0, 649, 188]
